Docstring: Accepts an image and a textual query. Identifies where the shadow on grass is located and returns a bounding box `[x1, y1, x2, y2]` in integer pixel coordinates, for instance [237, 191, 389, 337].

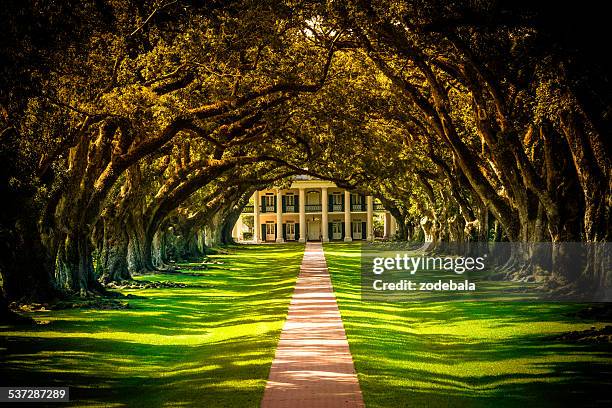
[0, 243, 304, 407]
[323, 242, 612, 408]
[0, 334, 280, 407]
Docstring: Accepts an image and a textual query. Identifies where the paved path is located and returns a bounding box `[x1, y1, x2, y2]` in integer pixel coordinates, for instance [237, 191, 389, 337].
[261, 242, 365, 408]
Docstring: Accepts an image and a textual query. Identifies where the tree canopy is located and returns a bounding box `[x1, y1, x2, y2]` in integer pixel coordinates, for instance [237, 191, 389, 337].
[1, 0, 609, 307]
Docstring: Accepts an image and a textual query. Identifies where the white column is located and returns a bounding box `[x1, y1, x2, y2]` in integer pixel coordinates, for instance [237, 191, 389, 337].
[366, 196, 374, 241]
[390, 214, 397, 237]
[344, 190, 352, 242]
[253, 191, 260, 243]
[298, 188, 306, 243]
[321, 187, 329, 242]
[276, 189, 284, 243]
[232, 220, 238, 241]
[232, 215, 242, 241]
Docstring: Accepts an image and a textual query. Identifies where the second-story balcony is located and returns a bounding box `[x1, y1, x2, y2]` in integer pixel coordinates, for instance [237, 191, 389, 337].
[242, 195, 387, 214]
[305, 204, 322, 213]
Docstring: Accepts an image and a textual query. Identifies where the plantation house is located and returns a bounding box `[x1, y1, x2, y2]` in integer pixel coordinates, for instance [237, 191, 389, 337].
[233, 176, 397, 243]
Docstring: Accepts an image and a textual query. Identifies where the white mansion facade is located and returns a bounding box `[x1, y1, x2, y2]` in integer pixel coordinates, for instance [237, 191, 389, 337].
[232, 176, 397, 243]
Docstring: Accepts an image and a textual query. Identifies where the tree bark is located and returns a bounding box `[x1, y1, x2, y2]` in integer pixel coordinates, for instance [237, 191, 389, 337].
[98, 217, 131, 284]
[55, 231, 102, 296]
[561, 111, 609, 242]
[126, 212, 155, 273]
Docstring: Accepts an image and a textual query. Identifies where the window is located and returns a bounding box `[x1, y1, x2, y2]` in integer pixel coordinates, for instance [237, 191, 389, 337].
[263, 194, 275, 212]
[285, 194, 295, 206]
[351, 193, 364, 211]
[332, 192, 343, 212]
[306, 191, 320, 205]
[285, 194, 296, 212]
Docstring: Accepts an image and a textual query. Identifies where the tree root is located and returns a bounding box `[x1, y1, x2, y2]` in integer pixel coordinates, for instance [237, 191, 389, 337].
[10, 295, 130, 313]
[104, 280, 190, 289]
[539, 277, 609, 301]
[552, 325, 612, 344]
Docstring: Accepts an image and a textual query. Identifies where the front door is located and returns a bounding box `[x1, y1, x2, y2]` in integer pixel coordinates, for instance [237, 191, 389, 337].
[286, 222, 295, 241]
[332, 222, 342, 240]
[266, 222, 276, 241]
[308, 221, 320, 241]
[352, 221, 362, 240]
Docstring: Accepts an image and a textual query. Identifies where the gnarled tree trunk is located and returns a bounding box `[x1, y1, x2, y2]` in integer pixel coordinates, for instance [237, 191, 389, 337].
[98, 217, 131, 284]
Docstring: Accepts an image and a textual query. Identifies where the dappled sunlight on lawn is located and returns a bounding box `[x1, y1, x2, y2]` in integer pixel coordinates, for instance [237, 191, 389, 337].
[0, 244, 304, 407]
[323, 242, 612, 408]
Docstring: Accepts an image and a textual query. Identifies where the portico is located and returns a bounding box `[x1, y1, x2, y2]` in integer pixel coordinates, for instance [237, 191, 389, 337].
[233, 176, 395, 243]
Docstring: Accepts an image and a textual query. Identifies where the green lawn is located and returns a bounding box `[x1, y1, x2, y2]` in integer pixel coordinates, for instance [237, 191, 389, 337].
[0, 243, 303, 407]
[324, 243, 612, 408]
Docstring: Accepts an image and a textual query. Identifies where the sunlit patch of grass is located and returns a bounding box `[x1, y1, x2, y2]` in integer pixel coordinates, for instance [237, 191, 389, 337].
[324, 243, 612, 408]
[0, 243, 304, 407]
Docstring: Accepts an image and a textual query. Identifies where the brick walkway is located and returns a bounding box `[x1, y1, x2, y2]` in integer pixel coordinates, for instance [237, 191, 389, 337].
[261, 242, 365, 408]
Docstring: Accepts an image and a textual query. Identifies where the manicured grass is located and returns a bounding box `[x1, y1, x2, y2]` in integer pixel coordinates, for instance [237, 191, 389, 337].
[324, 243, 612, 408]
[0, 243, 304, 407]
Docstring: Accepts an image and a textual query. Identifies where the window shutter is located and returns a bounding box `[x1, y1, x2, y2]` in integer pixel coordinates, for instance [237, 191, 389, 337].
[295, 195, 299, 210]
[328, 194, 333, 212]
[328, 223, 333, 240]
[282, 196, 286, 212]
[350, 193, 354, 206]
[261, 196, 265, 212]
[274, 223, 277, 238]
[274, 196, 277, 212]
[362, 222, 367, 240]
[361, 194, 366, 210]
[341, 222, 345, 239]
[261, 224, 266, 241]
[283, 223, 287, 240]
[295, 223, 300, 239]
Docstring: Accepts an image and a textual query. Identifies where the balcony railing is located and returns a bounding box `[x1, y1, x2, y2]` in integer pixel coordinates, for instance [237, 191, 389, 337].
[351, 203, 366, 211]
[305, 204, 322, 213]
[260, 205, 276, 213]
[242, 201, 385, 214]
[330, 204, 344, 212]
